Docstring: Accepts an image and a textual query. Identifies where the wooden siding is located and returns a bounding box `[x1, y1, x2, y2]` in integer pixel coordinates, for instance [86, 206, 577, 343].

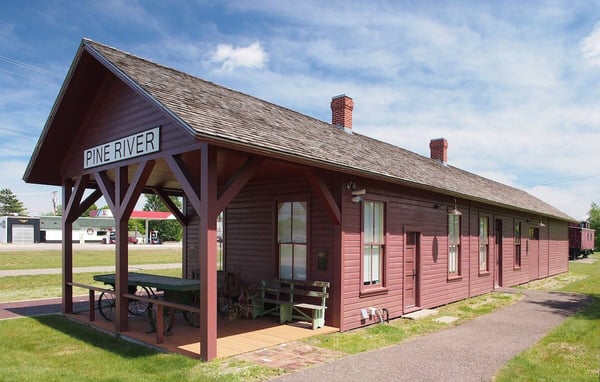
[63, 75, 194, 180]
[183, 170, 570, 333]
[184, 167, 340, 326]
[548, 220, 569, 276]
[339, 178, 571, 332]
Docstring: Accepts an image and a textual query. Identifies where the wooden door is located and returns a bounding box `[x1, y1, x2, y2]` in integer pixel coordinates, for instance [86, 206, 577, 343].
[404, 232, 419, 309]
[494, 219, 503, 288]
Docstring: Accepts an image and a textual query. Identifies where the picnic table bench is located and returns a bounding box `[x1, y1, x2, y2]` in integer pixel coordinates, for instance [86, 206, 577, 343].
[251, 278, 330, 329]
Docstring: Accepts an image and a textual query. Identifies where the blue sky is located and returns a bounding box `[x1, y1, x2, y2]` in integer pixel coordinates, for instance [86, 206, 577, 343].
[1, 0, 599, 220]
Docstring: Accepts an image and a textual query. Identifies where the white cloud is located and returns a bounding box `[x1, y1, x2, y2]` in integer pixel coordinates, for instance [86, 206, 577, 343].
[580, 23, 600, 65]
[210, 41, 268, 71]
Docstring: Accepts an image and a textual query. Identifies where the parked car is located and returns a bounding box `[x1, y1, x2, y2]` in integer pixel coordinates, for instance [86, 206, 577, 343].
[107, 232, 139, 244]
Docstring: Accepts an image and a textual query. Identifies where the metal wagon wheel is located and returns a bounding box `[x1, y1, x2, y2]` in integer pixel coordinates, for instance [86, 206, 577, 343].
[127, 285, 152, 315]
[182, 310, 200, 327]
[148, 304, 175, 334]
[98, 291, 116, 321]
[182, 291, 200, 327]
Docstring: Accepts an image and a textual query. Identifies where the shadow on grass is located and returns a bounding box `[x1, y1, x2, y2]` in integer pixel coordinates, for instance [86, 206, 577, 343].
[525, 291, 596, 320]
[5, 299, 89, 317]
[32, 314, 159, 358]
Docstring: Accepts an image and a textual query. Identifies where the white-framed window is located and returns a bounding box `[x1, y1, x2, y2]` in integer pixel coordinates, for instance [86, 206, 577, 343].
[448, 214, 461, 275]
[479, 216, 489, 272]
[363, 201, 384, 286]
[277, 201, 307, 280]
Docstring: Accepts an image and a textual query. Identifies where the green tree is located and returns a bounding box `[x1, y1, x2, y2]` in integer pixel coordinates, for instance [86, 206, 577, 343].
[144, 194, 182, 242]
[588, 202, 600, 249]
[0, 188, 27, 216]
[128, 219, 145, 237]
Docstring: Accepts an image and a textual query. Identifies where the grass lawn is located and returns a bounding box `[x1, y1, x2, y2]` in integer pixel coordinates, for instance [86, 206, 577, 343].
[0, 248, 182, 270]
[0, 252, 596, 380]
[0, 315, 282, 382]
[0, 268, 183, 302]
[304, 291, 521, 354]
[495, 254, 600, 381]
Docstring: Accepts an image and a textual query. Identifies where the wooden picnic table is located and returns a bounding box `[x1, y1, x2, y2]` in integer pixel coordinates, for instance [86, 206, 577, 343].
[93, 272, 201, 331]
[93, 272, 200, 293]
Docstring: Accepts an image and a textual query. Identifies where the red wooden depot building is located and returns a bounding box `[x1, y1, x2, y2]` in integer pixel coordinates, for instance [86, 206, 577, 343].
[24, 39, 574, 361]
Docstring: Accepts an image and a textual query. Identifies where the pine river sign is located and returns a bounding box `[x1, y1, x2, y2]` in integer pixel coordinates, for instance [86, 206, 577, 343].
[83, 127, 160, 169]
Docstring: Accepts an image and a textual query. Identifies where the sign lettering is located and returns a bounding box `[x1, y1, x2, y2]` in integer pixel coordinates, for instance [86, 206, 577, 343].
[84, 126, 160, 169]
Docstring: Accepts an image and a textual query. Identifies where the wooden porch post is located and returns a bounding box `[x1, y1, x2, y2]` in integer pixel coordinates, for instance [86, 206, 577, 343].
[164, 148, 219, 361]
[114, 166, 130, 331]
[199, 144, 218, 361]
[61, 175, 101, 314]
[62, 179, 74, 314]
[94, 161, 155, 332]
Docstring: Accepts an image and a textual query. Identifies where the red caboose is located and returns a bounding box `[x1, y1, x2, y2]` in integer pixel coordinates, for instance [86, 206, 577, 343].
[569, 221, 595, 259]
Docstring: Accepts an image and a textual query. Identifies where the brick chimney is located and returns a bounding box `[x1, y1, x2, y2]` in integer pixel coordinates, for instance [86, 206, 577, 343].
[429, 138, 448, 163]
[331, 94, 354, 131]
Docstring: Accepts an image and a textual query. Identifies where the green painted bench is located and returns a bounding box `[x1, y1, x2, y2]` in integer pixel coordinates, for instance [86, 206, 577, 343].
[252, 278, 330, 329]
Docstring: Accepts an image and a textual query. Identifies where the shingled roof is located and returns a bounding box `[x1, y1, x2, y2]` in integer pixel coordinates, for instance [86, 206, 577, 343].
[39, 39, 576, 221]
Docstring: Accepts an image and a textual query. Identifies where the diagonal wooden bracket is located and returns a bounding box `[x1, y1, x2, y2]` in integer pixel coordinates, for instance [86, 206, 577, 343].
[303, 169, 341, 225]
[93, 170, 117, 213]
[64, 175, 90, 223]
[216, 157, 263, 215]
[119, 160, 155, 218]
[165, 154, 202, 216]
[151, 187, 187, 225]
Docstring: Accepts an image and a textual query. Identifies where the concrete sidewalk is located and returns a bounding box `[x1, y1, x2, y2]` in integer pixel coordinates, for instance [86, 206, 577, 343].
[271, 289, 591, 382]
[0, 263, 181, 277]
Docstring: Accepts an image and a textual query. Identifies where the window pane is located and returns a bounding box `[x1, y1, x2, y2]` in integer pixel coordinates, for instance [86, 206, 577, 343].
[278, 202, 292, 243]
[480, 217, 488, 244]
[449, 244, 457, 273]
[292, 201, 307, 243]
[279, 244, 293, 279]
[372, 245, 381, 285]
[449, 215, 460, 244]
[373, 202, 384, 243]
[364, 202, 373, 244]
[480, 245, 487, 271]
[363, 245, 371, 284]
[293, 244, 307, 280]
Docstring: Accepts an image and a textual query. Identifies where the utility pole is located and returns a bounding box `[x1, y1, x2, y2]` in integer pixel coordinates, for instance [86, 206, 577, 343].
[52, 191, 58, 215]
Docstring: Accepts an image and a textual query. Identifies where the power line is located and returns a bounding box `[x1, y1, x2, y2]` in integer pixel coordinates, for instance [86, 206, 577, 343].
[0, 127, 38, 137]
[537, 173, 600, 186]
[0, 54, 63, 79]
[0, 67, 61, 87]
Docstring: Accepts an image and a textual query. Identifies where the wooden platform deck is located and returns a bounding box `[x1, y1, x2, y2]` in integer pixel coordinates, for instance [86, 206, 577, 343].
[67, 311, 338, 359]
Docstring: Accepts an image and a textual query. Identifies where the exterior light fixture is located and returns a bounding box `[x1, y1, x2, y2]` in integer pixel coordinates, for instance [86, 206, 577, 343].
[351, 188, 366, 203]
[539, 220, 546, 228]
[447, 199, 462, 216]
